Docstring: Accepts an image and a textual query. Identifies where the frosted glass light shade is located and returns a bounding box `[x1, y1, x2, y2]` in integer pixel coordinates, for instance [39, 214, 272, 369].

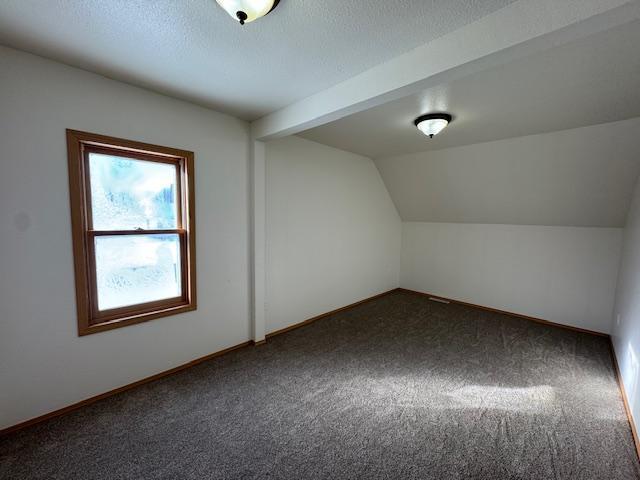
[216, 0, 278, 24]
[414, 113, 452, 138]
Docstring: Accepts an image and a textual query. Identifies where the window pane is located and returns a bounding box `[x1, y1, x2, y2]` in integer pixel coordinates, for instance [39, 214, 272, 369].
[89, 153, 178, 230]
[95, 234, 182, 311]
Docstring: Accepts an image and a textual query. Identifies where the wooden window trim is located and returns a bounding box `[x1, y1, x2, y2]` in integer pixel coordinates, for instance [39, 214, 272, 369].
[67, 130, 196, 336]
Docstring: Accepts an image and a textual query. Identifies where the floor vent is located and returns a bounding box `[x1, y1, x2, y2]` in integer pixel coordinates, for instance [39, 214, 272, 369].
[429, 297, 450, 304]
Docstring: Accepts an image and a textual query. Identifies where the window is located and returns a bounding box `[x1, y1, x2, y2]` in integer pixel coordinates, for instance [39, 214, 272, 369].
[67, 130, 196, 335]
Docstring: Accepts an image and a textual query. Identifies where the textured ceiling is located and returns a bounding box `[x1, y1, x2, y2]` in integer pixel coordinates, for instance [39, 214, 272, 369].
[300, 20, 640, 158]
[0, 0, 515, 120]
[374, 118, 640, 227]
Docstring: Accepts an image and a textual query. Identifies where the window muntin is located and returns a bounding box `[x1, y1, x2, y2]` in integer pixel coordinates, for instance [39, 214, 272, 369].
[67, 130, 196, 335]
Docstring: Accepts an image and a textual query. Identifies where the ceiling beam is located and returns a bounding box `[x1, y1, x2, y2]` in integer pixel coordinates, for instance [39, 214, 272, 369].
[251, 0, 640, 141]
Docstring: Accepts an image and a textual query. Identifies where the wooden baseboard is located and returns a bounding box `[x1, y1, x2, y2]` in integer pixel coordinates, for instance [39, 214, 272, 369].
[265, 289, 399, 339]
[1, 290, 398, 436]
[399, 288, 640, 461]
[0, 340, 254, 436]
[397, 288, 608, 337]
[609, 339, 640, 461]
[7, 286, 638, 465]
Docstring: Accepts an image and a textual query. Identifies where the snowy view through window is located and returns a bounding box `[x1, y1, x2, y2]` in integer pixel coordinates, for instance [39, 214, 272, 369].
[89, 153, 181, 310]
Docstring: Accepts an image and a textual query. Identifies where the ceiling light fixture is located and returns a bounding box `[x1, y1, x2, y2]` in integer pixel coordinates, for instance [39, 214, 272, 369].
[414, 113, 452, 138]
[216, 0, 280, 25]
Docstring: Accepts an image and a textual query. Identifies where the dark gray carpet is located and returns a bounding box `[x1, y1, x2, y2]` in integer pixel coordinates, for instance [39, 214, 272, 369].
[1, 290, 639, 479]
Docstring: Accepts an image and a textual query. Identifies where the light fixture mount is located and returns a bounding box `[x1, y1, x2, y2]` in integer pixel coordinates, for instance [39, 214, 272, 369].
[216, 0, 280, 25]
[236, 11, 248, 25]
[414, 113, 452, 138]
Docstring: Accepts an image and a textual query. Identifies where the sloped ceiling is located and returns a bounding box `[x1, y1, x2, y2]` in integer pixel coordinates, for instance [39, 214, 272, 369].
[0, 0, 515, 120]
[374, 118, 640, 227]
[300, 20, 640, 158]
[297, 20, 640, 228]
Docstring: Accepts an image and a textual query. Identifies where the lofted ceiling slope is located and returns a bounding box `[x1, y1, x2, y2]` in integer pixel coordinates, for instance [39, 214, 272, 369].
[374, 118, 640, 228]
[299, 20, 640, 159]
[0, 0, 515, 120]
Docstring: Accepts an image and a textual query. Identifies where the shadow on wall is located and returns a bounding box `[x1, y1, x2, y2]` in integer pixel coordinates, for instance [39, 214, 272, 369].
[612, 169, 640, 431]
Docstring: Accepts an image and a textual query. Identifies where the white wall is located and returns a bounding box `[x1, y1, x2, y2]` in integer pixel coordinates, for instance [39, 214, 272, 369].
[612, 174, 640, 432]
[265, 136, 401, 334]
[374, 121, 639, 335]
[0, 44, 631, 432]
[402, 222, 622, 333]
[0, 47, 251, 429]
[375, 118, 640, 227]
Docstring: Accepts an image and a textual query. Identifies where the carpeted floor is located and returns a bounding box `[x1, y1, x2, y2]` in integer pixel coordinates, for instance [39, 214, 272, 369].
[1, 290, 639, 479]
